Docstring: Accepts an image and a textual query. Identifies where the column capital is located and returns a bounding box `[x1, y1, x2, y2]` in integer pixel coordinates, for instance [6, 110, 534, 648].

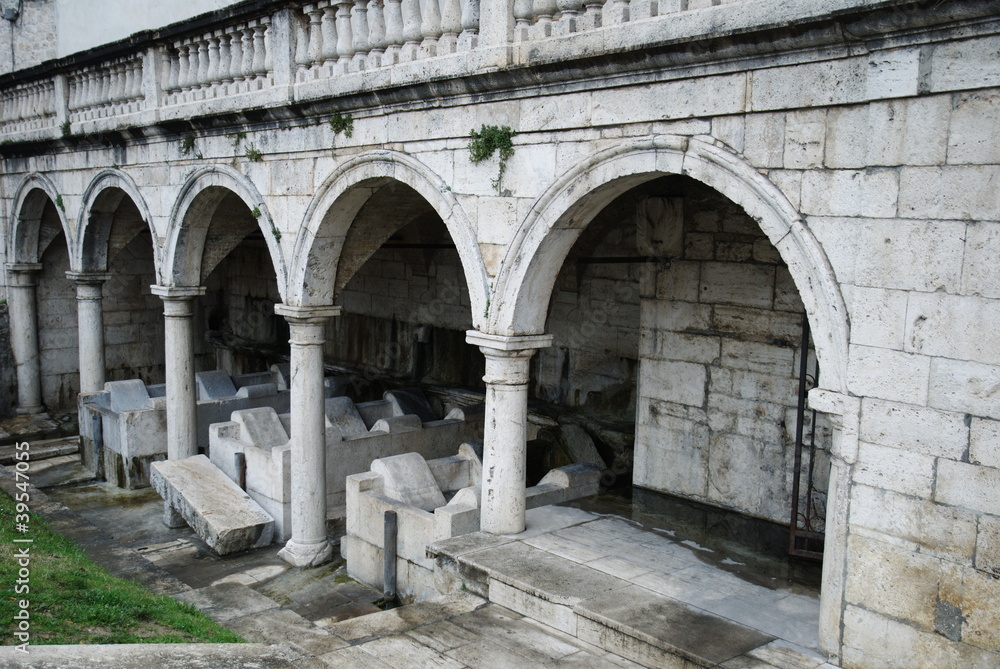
[6, 263, 43, 287]
[466, 330, 553, 353]
[808, 388, 861, 465]
[66, 271, 113, 285]
[275, 303, 342, 324]
[151, 285, 207, 300]
[6, 262, 43, 274]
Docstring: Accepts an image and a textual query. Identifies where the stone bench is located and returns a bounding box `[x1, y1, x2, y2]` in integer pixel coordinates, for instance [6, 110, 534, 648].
[150, 454, 274, 556]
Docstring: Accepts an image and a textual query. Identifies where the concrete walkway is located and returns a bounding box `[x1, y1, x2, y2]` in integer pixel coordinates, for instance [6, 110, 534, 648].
[0, 448, 842, 669]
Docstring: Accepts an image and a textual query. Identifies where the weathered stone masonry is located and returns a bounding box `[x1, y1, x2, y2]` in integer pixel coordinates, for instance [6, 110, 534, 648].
[1, 1, 999, 667]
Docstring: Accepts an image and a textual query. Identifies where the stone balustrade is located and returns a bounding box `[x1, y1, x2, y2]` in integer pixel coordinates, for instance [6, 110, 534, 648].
[162, 18, 273, 104]
[0, 79, 57, 134]
[68, 55, 145, 122]
[0, 0, 747, 139]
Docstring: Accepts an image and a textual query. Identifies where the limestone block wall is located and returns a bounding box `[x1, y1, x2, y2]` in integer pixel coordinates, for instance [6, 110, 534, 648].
[0, 0, 57, 75]
[535, 194, 641, 411]
[630, 179, 828, 525]
[102, 235, 164, 386]
[202, 238, 286, 375]
[327, 244, 479, 387]
[36, 237, 78, 409]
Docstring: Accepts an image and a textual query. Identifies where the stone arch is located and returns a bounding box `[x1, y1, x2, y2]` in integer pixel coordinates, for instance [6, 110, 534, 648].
[75, 169, 158, 273]
[8, 172, 72, 264]
[490, 135, 850, 393]
[162, 165, 287, 299]
[288, 150, 490, 330]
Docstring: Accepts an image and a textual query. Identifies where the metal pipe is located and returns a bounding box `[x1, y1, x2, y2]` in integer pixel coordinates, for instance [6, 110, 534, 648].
[383, 509, 397, 603]
[91, 410, 104, 481]
[235, 451, 247, 490]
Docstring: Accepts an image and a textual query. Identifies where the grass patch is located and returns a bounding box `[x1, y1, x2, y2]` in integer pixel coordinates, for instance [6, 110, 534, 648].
[0, 489, 243, 645]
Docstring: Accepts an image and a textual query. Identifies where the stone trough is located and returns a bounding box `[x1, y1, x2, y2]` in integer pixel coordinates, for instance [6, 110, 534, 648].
[343, 445, 601, 602]
[78, 365, 348, 489]
[208, 387, 486, 541]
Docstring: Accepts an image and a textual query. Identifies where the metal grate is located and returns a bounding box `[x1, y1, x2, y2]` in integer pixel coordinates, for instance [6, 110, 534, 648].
[789, 314, 825, 560]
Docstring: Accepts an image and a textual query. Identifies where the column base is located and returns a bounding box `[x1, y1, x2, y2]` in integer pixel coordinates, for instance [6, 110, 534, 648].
[16, 405, 45, 415]
[279, 539, 333, 568]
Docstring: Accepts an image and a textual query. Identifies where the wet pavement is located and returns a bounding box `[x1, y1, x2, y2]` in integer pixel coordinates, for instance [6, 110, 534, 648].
[0, 422, 840, 669]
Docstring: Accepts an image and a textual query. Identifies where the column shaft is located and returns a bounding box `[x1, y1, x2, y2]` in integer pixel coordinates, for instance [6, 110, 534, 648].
[276, 303, 341, 568]
[68, 272, 111, 394]
[152, 286, 205, 460]
[468, 330, 552, 535]
[6, 264, 44, 414]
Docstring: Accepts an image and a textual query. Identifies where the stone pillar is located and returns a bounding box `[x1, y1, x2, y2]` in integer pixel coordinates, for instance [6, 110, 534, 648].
[467, 330, 553, 535]
[275, 303, 341, 568]
[807, 388, 861, 661]
[6, 263, 44, 414]
[151, 286, 206, 461]
[67, 272, 112, 394]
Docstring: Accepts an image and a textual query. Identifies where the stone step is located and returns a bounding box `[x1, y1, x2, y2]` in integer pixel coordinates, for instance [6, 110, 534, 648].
[0, 413, 64, 447]
[0, 435, 80, 465]
[150, 454, 274, 556]
[429, 533, 776, 669]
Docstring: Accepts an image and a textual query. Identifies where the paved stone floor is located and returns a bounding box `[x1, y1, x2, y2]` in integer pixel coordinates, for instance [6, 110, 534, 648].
[0, 443, 843, 669]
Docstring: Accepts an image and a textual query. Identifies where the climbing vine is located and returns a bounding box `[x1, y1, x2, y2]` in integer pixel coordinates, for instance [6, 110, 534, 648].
[329, 111, 354, 153]
[468, 124, 516, 194]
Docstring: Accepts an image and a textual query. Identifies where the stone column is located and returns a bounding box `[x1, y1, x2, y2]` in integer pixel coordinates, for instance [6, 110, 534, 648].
[275, 303, 341, 568]
[67, 272, 112, 394]
[467, 330, 552, 535]
[6, 263, 44, 414]
[807, 388, 861, 659]
[151, 286, 206, 461]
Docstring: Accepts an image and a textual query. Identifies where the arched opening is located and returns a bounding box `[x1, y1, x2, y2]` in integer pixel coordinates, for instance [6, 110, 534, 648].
[176, 187, 287, 376]
[327, 181, 483, 400]
[490, 137, 850, 652]
[80, 184, 163, 386]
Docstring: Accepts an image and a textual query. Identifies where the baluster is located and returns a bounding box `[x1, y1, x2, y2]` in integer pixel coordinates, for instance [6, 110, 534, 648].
[400, 0, 422, 61]
[295, 8, 312, 75]
[262, 17, 273, 77]
[123, 62, 135, 104]
[513, 0, 534, 41]
[367, 0, 387, 67]
[458, 0, 478, 50]
[100, 68, 112, 109]
[534, 0, 558, 37]
[165, 48, 179, 95]
[307, 5, 325, 72]
[352, 0, 370, 69]
[185, 41, 199, 92]
[604, 0, 629, 24]
[555, 0, 583, 34]
[383, 0, 404, 64]
[177, 42, 191, 93]
[581, 0, 603, 30]
[335, 1, 354, 67]
[419, 0, 442, 57]
[321, 1, 339, 67]
[227, 29, 242, 91]
[251, 22, 268, 82]
[218, 30, 233, 86]
[207, 34, 222, 93]
[439, 0, 461, 54]
[196, 37, 210, 92]
[241, 25, 255, 83]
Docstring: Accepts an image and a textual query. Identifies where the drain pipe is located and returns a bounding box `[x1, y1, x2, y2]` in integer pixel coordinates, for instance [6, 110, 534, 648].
[234, 452, 247, 490]
[91, 410, 104, 481]
[384, 509, 398, 604]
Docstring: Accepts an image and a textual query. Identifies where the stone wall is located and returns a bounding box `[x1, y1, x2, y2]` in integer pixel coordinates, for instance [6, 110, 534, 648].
[0, 0, 57, 75]
[36, 235, 78, 409]
[0, 303, 16, 416]
[103, 233, 164, 386]
[201, 237, 285, 376]
[327, 239, 480, 389]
